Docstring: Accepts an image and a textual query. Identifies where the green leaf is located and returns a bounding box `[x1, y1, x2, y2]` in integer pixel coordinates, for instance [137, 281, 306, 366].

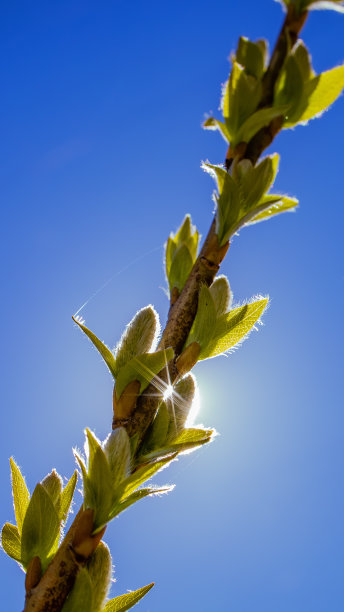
[223, 63, 262, 141]
[201, 298, 269, 360]
[168, 243, 194, 292]
[87, 542, 112, 612]
[246, 194, 299, 224]
[210, 276, 232, 316]
[115, 454, 177, 503]
[141, 401, 170, 453]
[203, 162, 241, 246]
[114, 306, 160, 373]
[288, 65, 344, 126]
[115, 348, 174, 400]
[185, 285, 217, 352]
[60, 471, 78, 523]
[41, 470, 63, 510]
[62, 567, 93, 612]
[1, 523, 21, 562]
[202, 117, 231, 142]
[74, 451, 95, 510]
[274, 55, 304, 120]
[21, 483, 60, 569]
[10, 458, 30, 535]
[103, 582, 154, 612]
[234, 106, 286, 146]
[72, 316, 117, 378]
[165, 216, 199, 293]
[236, 154, 280, 213]
[236, 36, 266, 79]
[103, 428, 131, 490]
[142, 428, 214, 462]
[109, 486, 174, 520]
[85, 429, 113, 529]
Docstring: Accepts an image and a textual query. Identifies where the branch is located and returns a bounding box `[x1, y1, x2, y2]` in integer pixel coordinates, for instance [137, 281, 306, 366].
[121, 4, 308, 439]
[23, 6, 308, 611]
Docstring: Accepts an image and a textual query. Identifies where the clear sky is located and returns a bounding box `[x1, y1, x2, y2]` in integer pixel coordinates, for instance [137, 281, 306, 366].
[1, 1, 344, 610]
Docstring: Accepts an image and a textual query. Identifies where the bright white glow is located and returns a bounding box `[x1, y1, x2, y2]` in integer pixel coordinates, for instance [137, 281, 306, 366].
[185, 383, 201, 427]
[163, 384, 174, 401]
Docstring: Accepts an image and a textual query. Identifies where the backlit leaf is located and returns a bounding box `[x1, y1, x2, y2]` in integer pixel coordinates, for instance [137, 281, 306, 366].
[202, 117, 231, 142]
[1, 523, 21, 562]
[109, 486, 173, 520]
[103, 582, 154, 612]
[185, 285, 217, 352]
[21, 484, 60, 569]
[115, 454, 177, 502]
[72, 316, 117, 378]
[291, 65, 344, 125]
[10, 458, 30, 535]
[246, 194, 299, 224]
[60, 471, 78, 523]
[201, 298, 268, 359]
[41, 470, 63, 510]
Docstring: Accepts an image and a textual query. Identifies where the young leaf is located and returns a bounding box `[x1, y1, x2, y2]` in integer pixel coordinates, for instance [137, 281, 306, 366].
[109, 486, 174, 520]
[103, 428, 131, 489]
[201, 298, 268, 359]
[141, 428, 214, 462]
[115, 348, 174, 400]
[237, 154, 280, 213]
[85, 430, 114, 529]
[115, 454, 178, 503]
[72, 316, 117, 378]
[288, 65, 344, 126]
[168, 243, 194, 293]
[185, 285, 217, 352]
[202, 117, 231, 142]
[62, 567, 93, 612]
[222, 63, 262, 141]
[210, 276, 232, 316]
[10, 458, 30, 535]
[87, 542, 112, 612]
[234, 106, 286, 146]
[141, 401, 170, 453]
[114, 306, 160, 373]
[246, 194, 299, 224]
[60, 471, 78, 523]
[236, 36, 266, 79]
[41, 470, 63, 510]
[274, 55, 304, 120]
[1, 523, 21, 562]
[103, 582, 154, 612]
[165, 215, 199, 293]
[21, 483, 60, 569]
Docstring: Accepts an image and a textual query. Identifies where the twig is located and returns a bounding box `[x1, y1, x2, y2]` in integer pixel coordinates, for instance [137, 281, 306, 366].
[23, 7, 308, 611]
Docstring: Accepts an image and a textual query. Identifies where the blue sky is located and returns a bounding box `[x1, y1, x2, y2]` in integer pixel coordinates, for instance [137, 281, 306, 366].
[1, 1, 344, 610]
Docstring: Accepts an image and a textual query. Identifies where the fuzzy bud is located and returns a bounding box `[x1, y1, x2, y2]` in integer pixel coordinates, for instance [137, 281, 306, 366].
[103, 427, 131, 489]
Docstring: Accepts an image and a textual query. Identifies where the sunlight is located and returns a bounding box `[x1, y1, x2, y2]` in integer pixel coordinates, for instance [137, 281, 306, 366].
[163, 384, 174, 400]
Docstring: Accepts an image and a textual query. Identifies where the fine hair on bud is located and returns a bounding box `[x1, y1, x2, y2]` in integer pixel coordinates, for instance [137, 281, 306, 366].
[87, 541, 112, 612]
[114, 305, 160, 372]
[103, 427, 131, 488]
[210, 275, 232, 316]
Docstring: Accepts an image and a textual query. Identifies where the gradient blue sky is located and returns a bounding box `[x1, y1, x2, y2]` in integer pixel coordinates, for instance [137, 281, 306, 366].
[1, 1, 344, 610]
